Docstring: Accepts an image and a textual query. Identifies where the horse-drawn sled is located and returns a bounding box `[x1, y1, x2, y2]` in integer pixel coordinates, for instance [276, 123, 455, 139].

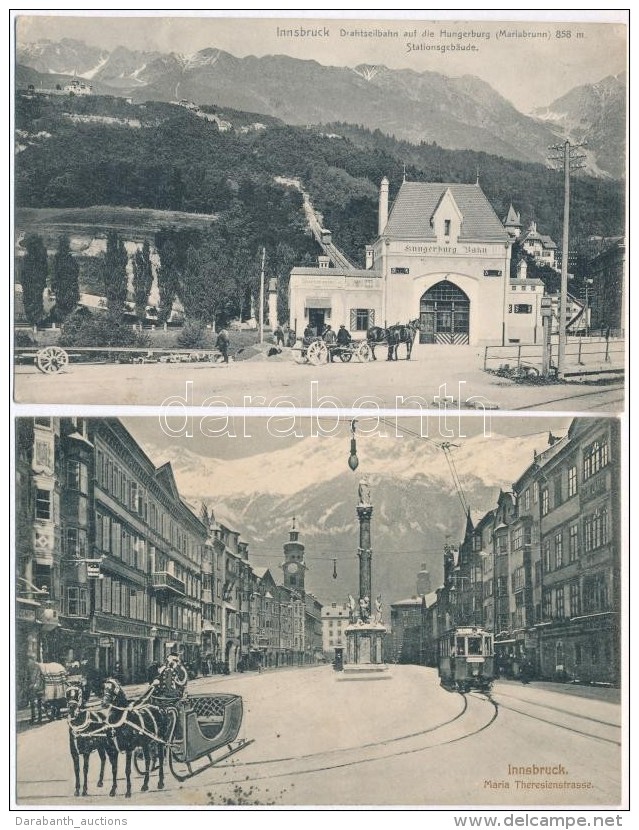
[130, 692, 252, 782]
[84, 655, 254, 795]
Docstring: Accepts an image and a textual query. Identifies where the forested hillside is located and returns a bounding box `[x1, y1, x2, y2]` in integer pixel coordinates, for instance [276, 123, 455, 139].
[15, 91, 625, 330]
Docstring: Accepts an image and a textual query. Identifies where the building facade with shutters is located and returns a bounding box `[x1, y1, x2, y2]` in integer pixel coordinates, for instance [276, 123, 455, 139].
[445, 419, 621, 685]
[289, 177, 515, 346]
[14, 417, 208, 686]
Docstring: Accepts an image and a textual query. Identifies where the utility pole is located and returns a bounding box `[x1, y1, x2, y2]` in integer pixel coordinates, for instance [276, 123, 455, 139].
[259, 247, 265, 344]
[548, 140, 586, 377]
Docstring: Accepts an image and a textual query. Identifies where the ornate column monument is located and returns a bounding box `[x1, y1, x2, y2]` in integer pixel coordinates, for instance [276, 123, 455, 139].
[340, 477, 389, 680]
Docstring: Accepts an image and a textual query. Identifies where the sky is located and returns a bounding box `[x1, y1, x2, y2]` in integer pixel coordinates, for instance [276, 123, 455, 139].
[14, 12, 627, 113]
[122, 414, 575, 497]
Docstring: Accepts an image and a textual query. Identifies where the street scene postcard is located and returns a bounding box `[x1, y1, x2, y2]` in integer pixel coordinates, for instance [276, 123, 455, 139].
[10, 10, 628, 818]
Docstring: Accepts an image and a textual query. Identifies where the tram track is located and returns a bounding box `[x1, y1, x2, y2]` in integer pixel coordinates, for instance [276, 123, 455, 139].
[491, 690, 621, 746]
[512, 385, 624, 411]
[210, 691, 499, 786]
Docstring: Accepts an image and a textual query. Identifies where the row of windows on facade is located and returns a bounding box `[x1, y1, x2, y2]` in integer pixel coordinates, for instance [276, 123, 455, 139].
[96, 450, 202, 559]
[65, 576, 199, 630]
[305, 308, 374, 331]
[471, 440, 610, 555]
[93, 512, 200, 595]
[34, 453, 207, 564]
[482, 569, 610, 624]
[477, 505, 610, 574]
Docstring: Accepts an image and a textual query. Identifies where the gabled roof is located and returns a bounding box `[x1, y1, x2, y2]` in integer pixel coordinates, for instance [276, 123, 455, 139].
[251, 566, 269, 579]
[522, 222, 557, 249]
[155, 461, 181, 500]
[382, 181, 509, 242]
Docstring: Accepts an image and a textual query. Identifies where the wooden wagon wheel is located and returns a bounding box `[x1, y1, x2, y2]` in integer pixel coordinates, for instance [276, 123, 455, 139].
[35, 346, 69, 374]
[356, 342, 373, 363]
[307, 340, 328, 365]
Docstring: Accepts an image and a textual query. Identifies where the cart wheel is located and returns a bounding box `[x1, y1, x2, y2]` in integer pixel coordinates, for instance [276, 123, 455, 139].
[307, 341, 328, 365]
[44, 702, 58, 722]
[339, 350, 353, 363]
[356, 342, 372, 363]
[35, 346, 69, 374]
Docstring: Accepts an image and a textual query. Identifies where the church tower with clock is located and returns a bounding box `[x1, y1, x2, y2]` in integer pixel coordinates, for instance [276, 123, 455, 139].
[282, 517, 306, 594]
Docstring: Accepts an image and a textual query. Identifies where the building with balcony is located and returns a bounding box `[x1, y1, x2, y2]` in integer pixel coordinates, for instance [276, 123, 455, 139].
[14, 417, 208, 686]
[91, 420, 206, 681]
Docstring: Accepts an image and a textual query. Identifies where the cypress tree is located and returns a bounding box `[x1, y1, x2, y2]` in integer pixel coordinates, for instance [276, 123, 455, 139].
[51, 234, 80, 319]
[103, 230, 129, 312]
[20, 233, 48, 325]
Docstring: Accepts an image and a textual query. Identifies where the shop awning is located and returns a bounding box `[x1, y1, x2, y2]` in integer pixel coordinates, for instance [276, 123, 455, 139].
[305, 297, 332, 309]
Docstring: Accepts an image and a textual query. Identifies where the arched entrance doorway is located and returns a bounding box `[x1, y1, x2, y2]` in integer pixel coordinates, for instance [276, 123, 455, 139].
[419, 281, 470, 344]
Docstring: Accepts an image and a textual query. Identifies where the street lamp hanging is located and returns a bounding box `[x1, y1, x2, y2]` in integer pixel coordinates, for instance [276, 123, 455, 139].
[348, 419, 359, 471]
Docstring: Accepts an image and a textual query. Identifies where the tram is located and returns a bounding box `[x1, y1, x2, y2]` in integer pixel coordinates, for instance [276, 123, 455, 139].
[438, 626, 494, 692]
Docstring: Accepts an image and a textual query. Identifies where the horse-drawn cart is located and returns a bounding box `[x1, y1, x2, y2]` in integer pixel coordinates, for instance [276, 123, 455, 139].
[301, 338, 373, 365]
[133, 692, 253, 781]
[40, 662, 69, 721]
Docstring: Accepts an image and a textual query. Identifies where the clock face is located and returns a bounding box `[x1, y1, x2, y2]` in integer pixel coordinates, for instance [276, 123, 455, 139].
[287, 562, 299, 574]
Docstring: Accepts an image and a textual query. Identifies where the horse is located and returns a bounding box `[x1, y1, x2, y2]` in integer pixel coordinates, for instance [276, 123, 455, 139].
[101, 678, 177, 798]
[65, 684, 119, 798]
[367, 319, 420, 361]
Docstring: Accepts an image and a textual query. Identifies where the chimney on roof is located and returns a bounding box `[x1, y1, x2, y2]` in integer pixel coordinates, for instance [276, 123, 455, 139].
[378, 177, 389, 236]
[517, 258, 528, 280]
[365, 245, 374, 269]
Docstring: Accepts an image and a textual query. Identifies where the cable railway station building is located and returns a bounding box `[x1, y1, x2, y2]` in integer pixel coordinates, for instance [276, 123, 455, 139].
[289, 177, 544, 347]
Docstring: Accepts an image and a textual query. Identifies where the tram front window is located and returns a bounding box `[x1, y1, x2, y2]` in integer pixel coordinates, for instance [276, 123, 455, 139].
[456, 637, 466, 655]
[483, 636, 492, 656]
[468, 637, 482, 656]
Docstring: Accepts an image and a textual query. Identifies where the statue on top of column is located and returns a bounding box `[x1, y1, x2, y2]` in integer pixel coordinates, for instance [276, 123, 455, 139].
[358, 476, 371, 507]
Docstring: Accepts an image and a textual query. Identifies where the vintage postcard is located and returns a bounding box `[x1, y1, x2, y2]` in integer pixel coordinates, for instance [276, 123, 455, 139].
[11, 12, 627, 412]
[10, 9, 629, 823]
[13, 413, 624, 809]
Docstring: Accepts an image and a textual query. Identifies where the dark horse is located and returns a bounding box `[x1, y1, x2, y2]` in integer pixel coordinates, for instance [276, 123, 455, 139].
[367, 319, 420, 361]
[66, 684, 119, 797]
[102, 678, 177, 798]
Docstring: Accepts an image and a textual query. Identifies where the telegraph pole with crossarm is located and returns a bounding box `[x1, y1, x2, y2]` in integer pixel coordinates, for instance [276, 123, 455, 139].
[548, 139, 586, 378]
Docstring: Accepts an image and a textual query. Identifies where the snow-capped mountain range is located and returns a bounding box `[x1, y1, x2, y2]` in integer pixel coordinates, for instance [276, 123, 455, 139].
[16, 38, 625, 177]
[139, 428, 557, 605]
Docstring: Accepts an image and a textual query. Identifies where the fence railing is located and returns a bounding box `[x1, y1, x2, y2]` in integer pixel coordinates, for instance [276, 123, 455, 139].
[483, 337, 625, 373]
